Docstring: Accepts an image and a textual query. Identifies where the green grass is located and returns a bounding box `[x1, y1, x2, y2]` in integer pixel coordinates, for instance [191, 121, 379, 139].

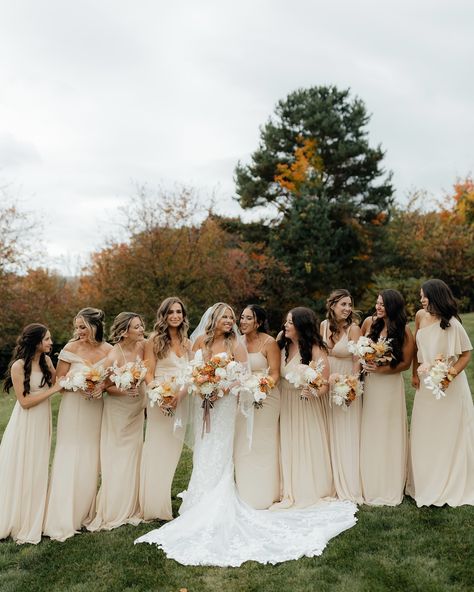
[1, 315, 474, 592]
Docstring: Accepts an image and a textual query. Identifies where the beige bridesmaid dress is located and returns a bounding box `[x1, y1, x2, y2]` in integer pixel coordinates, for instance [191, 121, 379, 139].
[274, 351, 334, 508]
[0, 371, 52, 544]
[322, 321, 363, 504]
[234, 348, 280, 509]
[360, 370, 408, 505]
[88, 379, 145, 531]
[139, 351, 187, 521]
[408, 318, 474, 506]
[43, 350, 104, 541]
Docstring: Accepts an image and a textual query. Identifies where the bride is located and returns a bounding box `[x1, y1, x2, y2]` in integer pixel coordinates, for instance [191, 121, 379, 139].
[135, 302, 357, 566]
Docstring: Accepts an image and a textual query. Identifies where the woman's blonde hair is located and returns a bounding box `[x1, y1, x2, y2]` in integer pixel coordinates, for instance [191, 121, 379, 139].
[325, 289, 360, 338]
[203, 302, 236, 354]
[152, 297, 189, 359]
[109, 312, 144, 344]
[73, 307, 105, 343]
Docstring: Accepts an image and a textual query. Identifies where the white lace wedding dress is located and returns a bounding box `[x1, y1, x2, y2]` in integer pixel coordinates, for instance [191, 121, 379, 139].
[135, 378, 357, 566]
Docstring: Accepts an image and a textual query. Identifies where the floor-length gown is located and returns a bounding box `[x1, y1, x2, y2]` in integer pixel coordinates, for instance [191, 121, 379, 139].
[360, 370, 408, 505]
[276, 352, 335, 508]
[322, 322, 363, 504]
[139, 351, 187, 521]
[135, 350, 356, 566]
[408, 318, 474, 506]
[234, 349, 280, 509]
[43, 351, 105, 541]
[88, 383, 145, 531]
[0, 371, 51, 544]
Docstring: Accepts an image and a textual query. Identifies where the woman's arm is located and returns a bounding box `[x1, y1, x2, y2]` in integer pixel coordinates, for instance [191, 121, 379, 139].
[348, 323, 362, 374]
[264, 338, 281, 385]
[11, 360, 62, 409]
[144, 336, 157, 385]
[451, 350, 471, 375]
[411, 310, 423, 388]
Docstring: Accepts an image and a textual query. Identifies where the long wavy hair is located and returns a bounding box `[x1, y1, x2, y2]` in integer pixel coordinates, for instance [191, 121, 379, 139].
[4, 324, 53, 396]
[422, 279, 460, 330]
[109, 312, 145, 344]
[278, 307, 327, 364]
[73, 307, 105, 343]
[203, 302, 237, 355]
[325, 289, 359, 338]
[368, 289, 407, 368]
[240, 304, 270, 333]
[152, 297, 189, 359]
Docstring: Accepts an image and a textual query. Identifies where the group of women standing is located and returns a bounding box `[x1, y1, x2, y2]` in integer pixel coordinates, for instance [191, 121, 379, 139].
[0, 279, 473, 551]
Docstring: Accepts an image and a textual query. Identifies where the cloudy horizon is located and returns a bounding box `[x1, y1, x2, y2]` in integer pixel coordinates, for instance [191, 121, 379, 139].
[1, 0, 473, 273]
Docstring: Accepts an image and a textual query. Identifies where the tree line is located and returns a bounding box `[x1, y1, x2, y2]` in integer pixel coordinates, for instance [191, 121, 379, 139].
[1, 85, 473, 370]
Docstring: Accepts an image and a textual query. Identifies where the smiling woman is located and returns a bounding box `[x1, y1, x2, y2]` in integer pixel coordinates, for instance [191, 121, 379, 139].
[43, 308, 113, 542]
[0, 324, 61, 544]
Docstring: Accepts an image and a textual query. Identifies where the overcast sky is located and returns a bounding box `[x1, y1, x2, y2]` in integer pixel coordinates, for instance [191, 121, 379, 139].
[1, 0, 473, 272]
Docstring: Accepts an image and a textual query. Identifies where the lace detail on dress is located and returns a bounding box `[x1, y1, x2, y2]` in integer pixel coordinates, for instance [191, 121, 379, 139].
[135, 367, 357, 566]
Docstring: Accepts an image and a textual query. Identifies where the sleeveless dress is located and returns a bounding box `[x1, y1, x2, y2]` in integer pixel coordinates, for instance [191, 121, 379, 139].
[43, 350, 105, 541]
[234, 344, 280, 509]
[139, 351, 187, 521]
[322, 321, 363, 504]
[0, 371, 52, 544]
[360, 360, 408, 506]
[88, 351, 145, 531]
[407, 317, 474, 506]
[135, 349, 357, 566]
[273, 351, 335, 508]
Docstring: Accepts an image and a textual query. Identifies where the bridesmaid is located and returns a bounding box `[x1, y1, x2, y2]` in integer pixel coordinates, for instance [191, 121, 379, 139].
[408, 279, 473, 506]
[43, 308, 112, 541]
[359, 290, 414, 506]
[139, 297, 191, 521]
[88, 312, 146, 531]
[0, 324, 61, 544]
[234, 304, 281, 509]
[321, 289, 363, 504]
[272, 307, 334, 509]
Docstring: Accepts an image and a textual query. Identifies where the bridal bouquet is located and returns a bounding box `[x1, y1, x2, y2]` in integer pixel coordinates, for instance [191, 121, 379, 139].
[285, 359, 327, 400]
[348, 336, 394, 366]
[189, 352, 246, 434]
[148, 373, 188, 416]
[242, 374, 275, 409]
[419, 355, 457, 400]
[330, 374, 364, 407]
[60, 365, 108, 400]
[109, 358, 147, 392]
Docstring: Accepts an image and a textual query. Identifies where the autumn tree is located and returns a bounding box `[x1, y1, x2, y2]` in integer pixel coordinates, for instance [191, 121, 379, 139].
[79, 185, 285, 329]
[234, 86, 393, 311]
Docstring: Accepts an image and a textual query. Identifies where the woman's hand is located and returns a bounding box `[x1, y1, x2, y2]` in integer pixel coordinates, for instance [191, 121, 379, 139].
[411, 375, 420, 389]
[127, 385, 140, 398]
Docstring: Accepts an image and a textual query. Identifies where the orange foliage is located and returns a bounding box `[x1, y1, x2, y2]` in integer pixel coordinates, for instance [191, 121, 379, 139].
[274, 135, 323, 195]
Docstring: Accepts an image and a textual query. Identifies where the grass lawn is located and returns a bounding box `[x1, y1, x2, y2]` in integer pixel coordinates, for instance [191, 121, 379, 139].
[1, 315, 474, 592]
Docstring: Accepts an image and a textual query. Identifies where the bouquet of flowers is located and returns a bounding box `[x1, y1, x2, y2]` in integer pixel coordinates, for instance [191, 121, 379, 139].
[285, 359, 327, 400]
[330, 374, 364, 407]
[348, 335, 394, 366]
[188, 352, 246, 434]
[109, 358, 147, 393]
[241, 374, 275, 409]
[147, 372, 188, 416]
[419, 355, 457, 400]
[60, 365, 108, 400]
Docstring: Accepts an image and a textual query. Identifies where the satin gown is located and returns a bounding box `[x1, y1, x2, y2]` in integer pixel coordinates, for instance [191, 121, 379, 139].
[139, 351, 187, 521]
[408, 318, 474, 506]
[88, 374, 145, 531]
[234, 347, 280, 509]
[0, 371, 52, 544]
[360, 366, 408, 506]
[276, 351, 335, 508]
[43, 350, 105, 541]
[322, 321, 363, 504]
